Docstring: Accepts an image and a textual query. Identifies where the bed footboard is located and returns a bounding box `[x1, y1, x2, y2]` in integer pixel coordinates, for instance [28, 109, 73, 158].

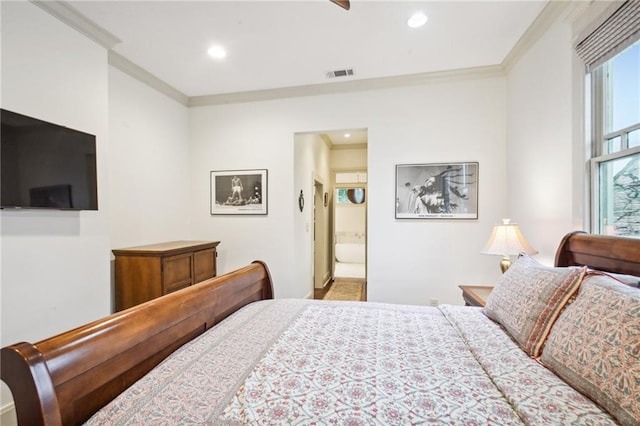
[1, 260, 274, 426]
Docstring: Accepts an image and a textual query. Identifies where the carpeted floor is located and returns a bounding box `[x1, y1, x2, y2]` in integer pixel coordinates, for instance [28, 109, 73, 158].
[323, 278, 366, 301]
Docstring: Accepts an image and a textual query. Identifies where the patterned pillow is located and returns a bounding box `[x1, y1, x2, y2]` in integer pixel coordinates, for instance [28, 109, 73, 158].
[540, 272, 640, 426]
[600, 271, 640, 288]
[483, 254, 586, 357]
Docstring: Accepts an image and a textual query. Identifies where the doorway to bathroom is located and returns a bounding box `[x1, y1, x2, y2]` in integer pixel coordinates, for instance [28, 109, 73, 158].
[293, 128, 367, 300]
[312, 130, 367, 300]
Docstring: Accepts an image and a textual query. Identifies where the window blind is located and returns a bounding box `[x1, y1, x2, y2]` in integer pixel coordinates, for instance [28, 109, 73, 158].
[576, 0, 640, 72]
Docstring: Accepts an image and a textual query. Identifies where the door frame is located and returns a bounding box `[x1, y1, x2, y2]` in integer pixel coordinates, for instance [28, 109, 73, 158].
[313, 177, 330, 289]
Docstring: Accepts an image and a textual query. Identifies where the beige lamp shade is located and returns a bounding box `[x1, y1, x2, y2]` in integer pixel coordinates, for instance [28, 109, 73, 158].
[481, 219, 537, 272]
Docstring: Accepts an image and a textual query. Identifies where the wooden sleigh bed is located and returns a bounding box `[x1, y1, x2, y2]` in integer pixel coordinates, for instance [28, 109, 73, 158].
[2, 232, 639, 425]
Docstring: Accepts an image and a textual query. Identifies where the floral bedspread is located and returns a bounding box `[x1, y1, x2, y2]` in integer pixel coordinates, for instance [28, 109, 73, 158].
[86, 299, 615, 425]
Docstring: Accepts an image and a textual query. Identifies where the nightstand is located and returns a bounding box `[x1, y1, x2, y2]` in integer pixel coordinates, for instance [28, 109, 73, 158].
[458, 285, 494, 307]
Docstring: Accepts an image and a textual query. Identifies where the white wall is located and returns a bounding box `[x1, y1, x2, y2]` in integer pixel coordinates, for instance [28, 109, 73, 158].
[1, 0, 110, 412]
[108, 67, 191, 250]
[335, 203, 366, 234]
[331, 146, 368, 170]
[366, 80, 508, 304]
[189, 77, 508, 305]
[506, 8, 582, 264]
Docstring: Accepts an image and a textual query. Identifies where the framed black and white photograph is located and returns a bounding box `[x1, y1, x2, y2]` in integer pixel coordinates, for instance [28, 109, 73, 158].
[395, 162, 478, 219]
[210, 169, 267, 215]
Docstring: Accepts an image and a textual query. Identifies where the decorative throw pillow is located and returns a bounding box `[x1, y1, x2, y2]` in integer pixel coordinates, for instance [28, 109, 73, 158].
[483, 253, 586, 357]
[540, 272, 640, 426]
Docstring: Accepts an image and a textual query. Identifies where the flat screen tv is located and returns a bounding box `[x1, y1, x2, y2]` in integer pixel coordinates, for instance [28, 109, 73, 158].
[1, 109, 98, 210]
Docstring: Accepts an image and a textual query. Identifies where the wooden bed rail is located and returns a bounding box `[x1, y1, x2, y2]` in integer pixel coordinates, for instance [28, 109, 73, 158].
[1, 261, 274, 426]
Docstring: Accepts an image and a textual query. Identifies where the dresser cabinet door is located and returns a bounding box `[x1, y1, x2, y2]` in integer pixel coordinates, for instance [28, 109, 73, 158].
[193, 248, 216, 283]
[162, 253, 193, 293]
[114, 257, 163, 311]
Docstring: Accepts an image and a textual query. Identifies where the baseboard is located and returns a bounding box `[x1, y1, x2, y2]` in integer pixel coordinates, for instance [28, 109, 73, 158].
[323, 272, 331, 287]
[324, 275, 332, 287]
[0, 402, 17, 426]
[313, 276, 332, 291]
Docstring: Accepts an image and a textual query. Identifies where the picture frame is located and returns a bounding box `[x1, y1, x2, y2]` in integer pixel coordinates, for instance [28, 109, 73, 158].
[395, 162, 478, 219]
[210, 169, 267, 215]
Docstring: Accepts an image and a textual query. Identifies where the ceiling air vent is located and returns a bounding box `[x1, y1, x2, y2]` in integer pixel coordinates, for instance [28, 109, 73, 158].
[326, 68, 354, 78]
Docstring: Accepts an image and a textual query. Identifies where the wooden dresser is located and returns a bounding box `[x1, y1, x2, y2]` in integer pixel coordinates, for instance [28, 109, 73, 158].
[113, 240, 220, 311]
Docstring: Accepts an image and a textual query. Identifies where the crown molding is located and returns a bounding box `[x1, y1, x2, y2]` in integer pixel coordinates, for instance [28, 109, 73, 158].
[502, 0, 571, 73]
[188, 65, 505, 107]
[30, 0, 120, 49]
[108, 51, 189, 106]
[37, 0, 565, 107]
[30, 1, 189, 106]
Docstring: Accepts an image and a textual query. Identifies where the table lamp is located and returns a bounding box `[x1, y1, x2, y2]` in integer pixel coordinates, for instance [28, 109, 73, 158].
[481, 219, 537, 273]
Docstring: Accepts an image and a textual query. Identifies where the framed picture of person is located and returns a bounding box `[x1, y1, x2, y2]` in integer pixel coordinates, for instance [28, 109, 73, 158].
[210, 169, 268, 215]
[395, 162, 478, 219]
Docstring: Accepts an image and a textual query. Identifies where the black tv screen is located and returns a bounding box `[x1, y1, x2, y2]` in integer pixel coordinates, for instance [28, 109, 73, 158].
[1, 109, 98, 210]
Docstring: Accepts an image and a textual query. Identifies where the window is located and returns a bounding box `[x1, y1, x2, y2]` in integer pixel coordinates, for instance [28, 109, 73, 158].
[589, 40, 640, 237]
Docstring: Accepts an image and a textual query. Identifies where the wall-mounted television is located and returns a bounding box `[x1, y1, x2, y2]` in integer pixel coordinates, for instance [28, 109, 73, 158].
[1, 109, 98, 210]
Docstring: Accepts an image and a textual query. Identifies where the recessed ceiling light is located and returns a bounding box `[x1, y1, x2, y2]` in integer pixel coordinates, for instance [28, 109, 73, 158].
[407, 11, 428, 28]
[207, 45, 227, 59]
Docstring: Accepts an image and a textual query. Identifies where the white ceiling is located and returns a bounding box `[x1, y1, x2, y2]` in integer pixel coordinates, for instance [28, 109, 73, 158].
[64, 0, 548, 147]
[68, 0, 548, 99]
[324, 129, 368, 146]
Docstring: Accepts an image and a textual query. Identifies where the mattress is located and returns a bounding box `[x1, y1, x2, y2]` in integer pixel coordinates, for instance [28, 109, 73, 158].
[86, 299, 615, 425]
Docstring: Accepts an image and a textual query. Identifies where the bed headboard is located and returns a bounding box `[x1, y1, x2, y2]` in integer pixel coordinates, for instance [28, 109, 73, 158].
[555, 231, 640, 276]
[1, 261, 273, 426]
